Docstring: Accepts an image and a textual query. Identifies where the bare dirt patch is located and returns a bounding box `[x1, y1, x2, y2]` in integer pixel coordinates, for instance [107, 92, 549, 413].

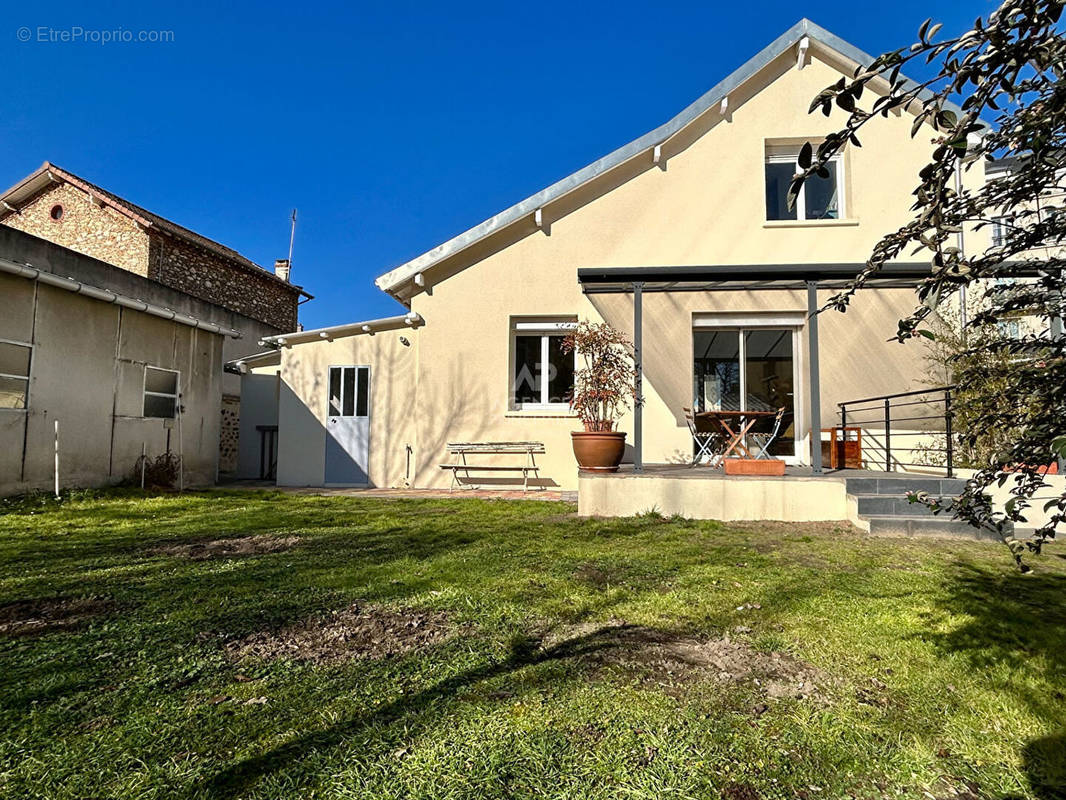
[151, 534, 300, 561]
[0, 596, 115, 638]
[572, 563, 614, 588]
[227, 602, 454, 664]
[542, 620, 827, 700]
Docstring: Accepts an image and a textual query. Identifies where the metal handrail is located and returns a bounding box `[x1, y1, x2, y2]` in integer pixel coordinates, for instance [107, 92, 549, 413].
[837, 386, 955, 477]
[840, 385, 957, 406]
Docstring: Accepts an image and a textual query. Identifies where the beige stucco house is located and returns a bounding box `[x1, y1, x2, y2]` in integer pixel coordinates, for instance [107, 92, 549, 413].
[247, 19, 989, 499]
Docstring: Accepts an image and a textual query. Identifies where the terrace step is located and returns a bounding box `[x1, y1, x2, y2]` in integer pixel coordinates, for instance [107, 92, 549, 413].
[843, 474, 1005, 542]
[844, 475, 967, 497]
[862, 515, 1007, 541]
[854, 494, 956, 517]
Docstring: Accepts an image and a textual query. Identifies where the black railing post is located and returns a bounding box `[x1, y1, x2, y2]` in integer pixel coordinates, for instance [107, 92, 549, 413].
[840, 404, 847, 431]
[884, 399, 892, 472]
[944, 389, 954, 478]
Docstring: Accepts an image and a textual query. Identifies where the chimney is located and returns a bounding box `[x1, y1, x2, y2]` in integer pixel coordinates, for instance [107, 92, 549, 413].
[274, 258, 291, 282]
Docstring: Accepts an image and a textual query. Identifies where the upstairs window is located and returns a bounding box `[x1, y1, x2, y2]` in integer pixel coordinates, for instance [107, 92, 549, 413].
[511, 319, 576, 409]
[0, 341, 32, 409]
[765, 144, 844, 221]
[143, 366, 179, 418]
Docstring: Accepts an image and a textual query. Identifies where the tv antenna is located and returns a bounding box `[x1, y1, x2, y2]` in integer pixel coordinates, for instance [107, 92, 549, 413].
[287, 208, 297, 264]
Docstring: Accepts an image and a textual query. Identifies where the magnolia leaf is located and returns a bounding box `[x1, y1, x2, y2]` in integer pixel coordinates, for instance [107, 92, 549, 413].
[786, 177, 802, 211]
[797, 141, 813, 169]
[836, 91, 856, 112]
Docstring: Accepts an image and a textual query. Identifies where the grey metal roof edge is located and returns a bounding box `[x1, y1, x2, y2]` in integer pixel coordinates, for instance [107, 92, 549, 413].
[375, 19, 964, 297]
[260, 312, 423, 348]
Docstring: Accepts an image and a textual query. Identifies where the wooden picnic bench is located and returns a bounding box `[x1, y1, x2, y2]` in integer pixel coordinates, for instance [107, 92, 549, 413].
[439, 441, 545, 491]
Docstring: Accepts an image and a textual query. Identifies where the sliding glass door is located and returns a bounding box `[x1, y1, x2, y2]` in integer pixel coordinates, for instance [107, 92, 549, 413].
[693, 327, 797, 459]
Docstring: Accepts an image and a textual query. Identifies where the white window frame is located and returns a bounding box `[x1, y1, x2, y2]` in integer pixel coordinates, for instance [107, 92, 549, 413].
[326, 365, 371, 419]
[0, 338, 33, 412]
[765, 145, 846, 221]
[143, 366, 180, 419]
[990, 215, 1010, 247]
[510, 319, 577, 411]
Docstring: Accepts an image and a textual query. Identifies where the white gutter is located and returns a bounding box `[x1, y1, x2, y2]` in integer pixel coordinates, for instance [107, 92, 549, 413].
[0, 257, 243, 339]
[225, 350, 282, 375]
[260, 312, 423, 348]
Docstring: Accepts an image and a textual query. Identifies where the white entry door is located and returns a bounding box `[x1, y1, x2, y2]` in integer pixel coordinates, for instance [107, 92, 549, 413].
[325, 365, 370, 485]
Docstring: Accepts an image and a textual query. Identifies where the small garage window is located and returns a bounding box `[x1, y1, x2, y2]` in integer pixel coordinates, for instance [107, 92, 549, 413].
[143, 366, 179, 418]
[0, 340, 32, 409]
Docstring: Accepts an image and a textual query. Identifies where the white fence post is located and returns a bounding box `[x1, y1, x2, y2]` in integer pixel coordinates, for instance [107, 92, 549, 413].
[53, 419, 60, 499]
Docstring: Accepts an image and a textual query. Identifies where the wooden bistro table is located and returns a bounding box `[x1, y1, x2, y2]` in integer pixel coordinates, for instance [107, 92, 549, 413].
[696, 409, 780, 466]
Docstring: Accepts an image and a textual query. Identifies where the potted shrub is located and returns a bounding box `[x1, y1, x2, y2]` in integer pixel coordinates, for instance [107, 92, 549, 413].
[561, 321, 638, 472]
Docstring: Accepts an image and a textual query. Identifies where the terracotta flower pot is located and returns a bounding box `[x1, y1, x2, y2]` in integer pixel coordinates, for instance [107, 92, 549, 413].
[571, 430, 627, 472]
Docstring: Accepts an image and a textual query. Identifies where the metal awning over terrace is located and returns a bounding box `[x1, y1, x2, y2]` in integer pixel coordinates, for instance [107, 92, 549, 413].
[577, 262, 946, 475]
[577, 262, 946, 293]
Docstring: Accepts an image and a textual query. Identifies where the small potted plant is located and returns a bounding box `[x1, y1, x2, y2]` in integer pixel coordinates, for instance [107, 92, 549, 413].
[561, 321, 638, 472]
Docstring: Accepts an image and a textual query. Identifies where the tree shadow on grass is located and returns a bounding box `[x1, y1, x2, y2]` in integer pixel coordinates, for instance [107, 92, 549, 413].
[1015, 732, 1066, 800]
[930, 562, 1066, 799]
[190, 625, 643, 799]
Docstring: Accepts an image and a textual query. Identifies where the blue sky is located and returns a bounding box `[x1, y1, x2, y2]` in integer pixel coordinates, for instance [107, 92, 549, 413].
[2, 0, 988, 329]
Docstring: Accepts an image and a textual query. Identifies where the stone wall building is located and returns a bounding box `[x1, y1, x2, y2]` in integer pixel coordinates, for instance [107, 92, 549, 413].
[0, 162, 311, 475]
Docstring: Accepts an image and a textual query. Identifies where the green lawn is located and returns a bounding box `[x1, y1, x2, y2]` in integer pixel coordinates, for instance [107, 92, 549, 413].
[1, 491, 1064, 799]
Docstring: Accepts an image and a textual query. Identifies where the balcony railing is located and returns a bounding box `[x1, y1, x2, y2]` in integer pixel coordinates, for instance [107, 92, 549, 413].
[837, 386, 956, 477]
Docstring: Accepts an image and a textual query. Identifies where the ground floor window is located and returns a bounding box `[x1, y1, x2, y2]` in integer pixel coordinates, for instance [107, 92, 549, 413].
[693, 325, 798, 458]
[143, 366, 179, 418]
[511, 319, 576, 409]
[0, 340, 32, 409]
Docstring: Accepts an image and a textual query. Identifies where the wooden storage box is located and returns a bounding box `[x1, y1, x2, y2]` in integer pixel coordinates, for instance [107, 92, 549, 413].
[821, 427, 862, 469]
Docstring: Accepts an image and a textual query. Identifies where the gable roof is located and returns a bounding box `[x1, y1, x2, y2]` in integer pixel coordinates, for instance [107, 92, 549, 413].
[374, 18, 961, 304]
[0, 162, 309, 298]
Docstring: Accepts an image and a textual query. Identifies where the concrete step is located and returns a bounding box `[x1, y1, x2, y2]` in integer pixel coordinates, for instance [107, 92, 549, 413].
[864, 515, 1008, 541]
[855, 494, 954, 517]
[845, 475, 967, 497]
